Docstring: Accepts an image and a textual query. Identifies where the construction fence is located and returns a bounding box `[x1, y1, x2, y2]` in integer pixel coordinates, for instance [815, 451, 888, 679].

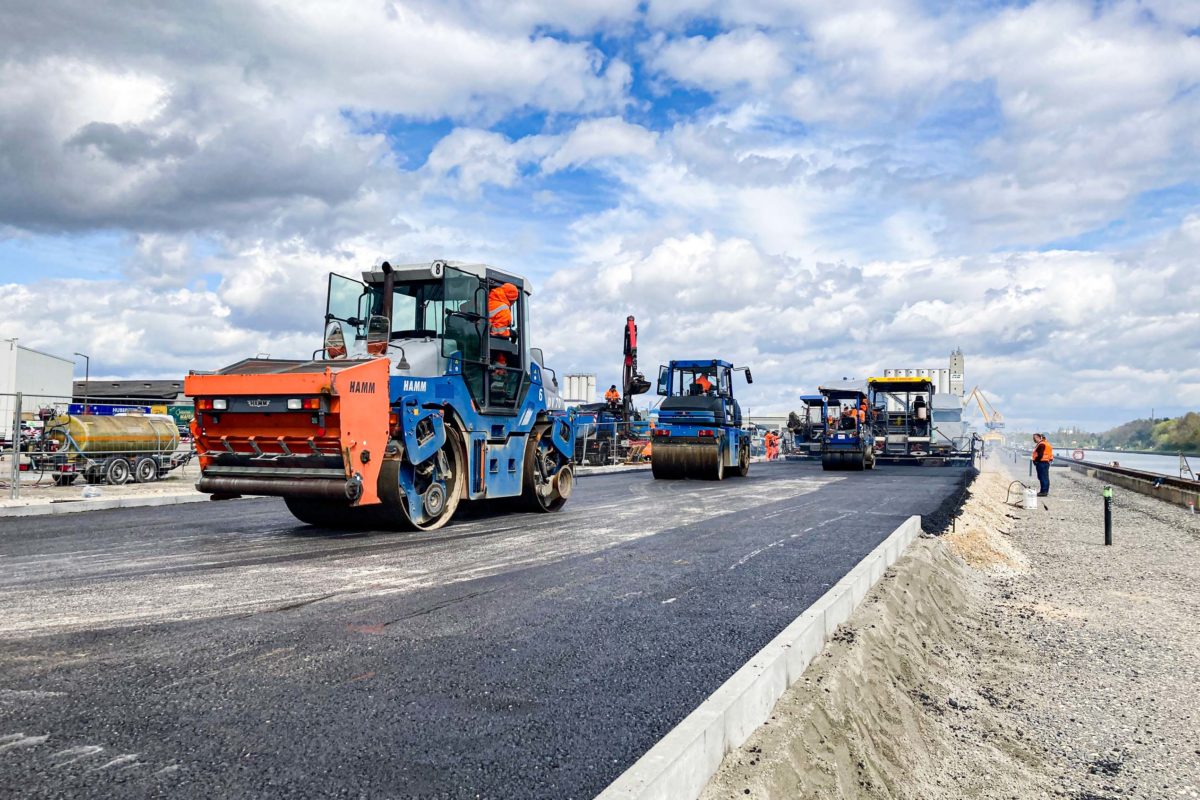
[1, 391, 196, 500]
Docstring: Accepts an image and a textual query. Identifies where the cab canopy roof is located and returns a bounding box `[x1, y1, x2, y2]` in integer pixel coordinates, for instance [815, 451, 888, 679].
[361, 260, 532, 295]
[670, 359, 734, 369]
[868, 376, 934, 392]
[799, 394, 825, 407]
[818, 385, 868, 402]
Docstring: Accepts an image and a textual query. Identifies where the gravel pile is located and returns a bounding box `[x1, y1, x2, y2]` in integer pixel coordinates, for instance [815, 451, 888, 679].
[997, 464, 1200, 799]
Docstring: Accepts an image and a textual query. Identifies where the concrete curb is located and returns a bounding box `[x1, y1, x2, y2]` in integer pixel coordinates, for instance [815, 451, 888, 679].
[576, 465, 653, 478]
[0, 492, 215, 518]
[596, 514, 924, 800]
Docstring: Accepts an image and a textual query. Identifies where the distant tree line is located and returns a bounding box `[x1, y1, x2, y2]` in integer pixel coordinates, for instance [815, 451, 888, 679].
[1049, 412, 1200, 453]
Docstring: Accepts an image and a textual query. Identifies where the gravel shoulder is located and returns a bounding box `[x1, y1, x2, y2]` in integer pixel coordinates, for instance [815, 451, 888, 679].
[703, 456, 1200, 799]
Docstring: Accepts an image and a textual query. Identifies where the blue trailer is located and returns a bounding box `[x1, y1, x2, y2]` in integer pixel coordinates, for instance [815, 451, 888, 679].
[650, 359, 753, 480]
[818, 385, 877, 471]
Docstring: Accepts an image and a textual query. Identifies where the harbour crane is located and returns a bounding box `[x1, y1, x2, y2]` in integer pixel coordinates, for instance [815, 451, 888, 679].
[965, 386, 1006, 443]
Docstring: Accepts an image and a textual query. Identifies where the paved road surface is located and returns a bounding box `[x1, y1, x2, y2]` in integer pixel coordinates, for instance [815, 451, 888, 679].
[0, 461, 970, 798]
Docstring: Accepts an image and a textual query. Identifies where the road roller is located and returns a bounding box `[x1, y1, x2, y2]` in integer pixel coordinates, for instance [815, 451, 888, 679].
[650, 359, 753, 480]
[184, 260, 575, 531]
[818, 384, 877, 471]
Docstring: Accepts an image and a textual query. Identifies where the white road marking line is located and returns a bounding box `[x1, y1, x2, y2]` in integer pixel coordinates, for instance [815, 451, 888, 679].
[91, 753, 140, 771]
[0, 733, 49, 753]
[52, 745, 105, 766]
[730, 537, 788, 569]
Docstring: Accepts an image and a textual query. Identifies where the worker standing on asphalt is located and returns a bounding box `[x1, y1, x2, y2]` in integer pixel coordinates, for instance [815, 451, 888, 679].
[605, 384, 620, 409]
[1031, 433, 1054, 496]
[764, 430, 779, 460]
[488, 282, 520, 338]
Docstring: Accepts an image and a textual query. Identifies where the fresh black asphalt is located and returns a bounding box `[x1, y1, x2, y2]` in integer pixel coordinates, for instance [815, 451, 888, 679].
[0, 461, 971, 799]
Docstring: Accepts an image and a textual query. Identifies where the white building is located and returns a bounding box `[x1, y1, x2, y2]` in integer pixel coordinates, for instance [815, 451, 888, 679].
[0, 340, 75, 439]
[881, 349, 966, 398]
[561, 373, 596, 406]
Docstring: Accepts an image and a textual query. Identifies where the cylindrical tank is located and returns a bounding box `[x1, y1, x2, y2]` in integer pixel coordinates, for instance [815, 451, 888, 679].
[48, 414, 180, 456]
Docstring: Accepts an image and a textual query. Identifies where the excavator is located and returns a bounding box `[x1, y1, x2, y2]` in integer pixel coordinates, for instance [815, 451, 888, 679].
[572, 316, 653, 464]
[184, 260, 575, 530]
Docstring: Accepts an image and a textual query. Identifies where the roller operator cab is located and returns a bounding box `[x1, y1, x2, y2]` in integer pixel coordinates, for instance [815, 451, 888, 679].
[184, 260, 576, 530]
[651, 360, 753, 480]
[817, 385, 877, 471]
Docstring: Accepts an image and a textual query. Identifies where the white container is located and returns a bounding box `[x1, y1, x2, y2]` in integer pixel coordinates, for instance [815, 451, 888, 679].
[1022, 487, 1037, 510]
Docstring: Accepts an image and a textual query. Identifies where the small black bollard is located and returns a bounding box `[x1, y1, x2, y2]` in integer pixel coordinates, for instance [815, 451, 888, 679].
[1028, 458, 1033, 477]
[1103, 486, 1113, 545]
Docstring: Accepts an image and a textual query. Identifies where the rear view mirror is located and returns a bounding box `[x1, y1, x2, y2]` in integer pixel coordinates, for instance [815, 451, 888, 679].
[324, 321, 347, 359]
[657, 365, 669, 396]
[365, 314, 390, 356]
[744, 368, 753, 384]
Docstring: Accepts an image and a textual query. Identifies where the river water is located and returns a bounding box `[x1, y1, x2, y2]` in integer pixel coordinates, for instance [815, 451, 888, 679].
[1058, 448, 1198, 479]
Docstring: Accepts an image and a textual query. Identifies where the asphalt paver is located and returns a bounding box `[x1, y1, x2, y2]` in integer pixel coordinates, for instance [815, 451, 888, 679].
[0, 461, 970, 798]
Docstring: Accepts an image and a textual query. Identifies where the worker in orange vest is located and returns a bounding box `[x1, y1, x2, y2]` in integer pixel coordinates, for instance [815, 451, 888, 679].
[604, 385, 621, 408]
[1031, 433, 1054, 496]
[694, 374, 714, 394]
[488, 282, 520, 338]
[764, 430, 780, 460]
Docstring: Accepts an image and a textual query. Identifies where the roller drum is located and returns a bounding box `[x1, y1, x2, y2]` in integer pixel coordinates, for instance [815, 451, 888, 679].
[197, 475, 362, 501]
[651, 439, 722, 480]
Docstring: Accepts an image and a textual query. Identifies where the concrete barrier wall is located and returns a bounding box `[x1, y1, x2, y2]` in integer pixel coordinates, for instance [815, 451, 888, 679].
[1070, 464, 1199, 510]
[596, 514, 923, 800]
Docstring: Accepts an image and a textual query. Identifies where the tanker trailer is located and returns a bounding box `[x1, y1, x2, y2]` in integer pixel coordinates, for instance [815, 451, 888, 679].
[35, 413, 192, 485]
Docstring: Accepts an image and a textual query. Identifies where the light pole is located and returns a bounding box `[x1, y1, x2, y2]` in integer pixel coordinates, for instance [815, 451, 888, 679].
[73, 352, 90, 412]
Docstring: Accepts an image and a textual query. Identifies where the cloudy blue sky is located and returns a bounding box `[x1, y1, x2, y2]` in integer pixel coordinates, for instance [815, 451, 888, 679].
[1, 0, 1198, 430]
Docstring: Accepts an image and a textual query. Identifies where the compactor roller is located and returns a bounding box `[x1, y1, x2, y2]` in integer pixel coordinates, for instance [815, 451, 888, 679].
[650, 359, 753, 481]
[185, 259, 576, 531]
[816, 383, 877, 473]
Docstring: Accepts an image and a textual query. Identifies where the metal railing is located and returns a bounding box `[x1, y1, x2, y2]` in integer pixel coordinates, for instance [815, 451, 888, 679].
[1, 392, 196, 500]
[572, 420, 653, 467]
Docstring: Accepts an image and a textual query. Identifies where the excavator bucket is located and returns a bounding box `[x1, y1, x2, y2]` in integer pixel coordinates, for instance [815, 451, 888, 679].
[184, 358, 390, 506]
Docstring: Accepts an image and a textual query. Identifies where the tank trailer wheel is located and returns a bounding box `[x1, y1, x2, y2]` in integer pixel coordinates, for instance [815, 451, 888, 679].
[105, 458, 131, 485]
[134, 457, 158, 483]
[521, 424, 572, 513]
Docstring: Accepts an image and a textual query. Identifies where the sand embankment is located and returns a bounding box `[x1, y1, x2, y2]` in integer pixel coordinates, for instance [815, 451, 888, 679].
[704, 461, 1200, 799]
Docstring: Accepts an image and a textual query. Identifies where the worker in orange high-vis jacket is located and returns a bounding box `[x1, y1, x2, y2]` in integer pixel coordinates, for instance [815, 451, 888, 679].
[764, 430, 780, 460]
[694, 374, 714, 394]
[1031, 433, 1054, 497]
[488, 282, 520, 338]
[604, 385, 620, 408]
